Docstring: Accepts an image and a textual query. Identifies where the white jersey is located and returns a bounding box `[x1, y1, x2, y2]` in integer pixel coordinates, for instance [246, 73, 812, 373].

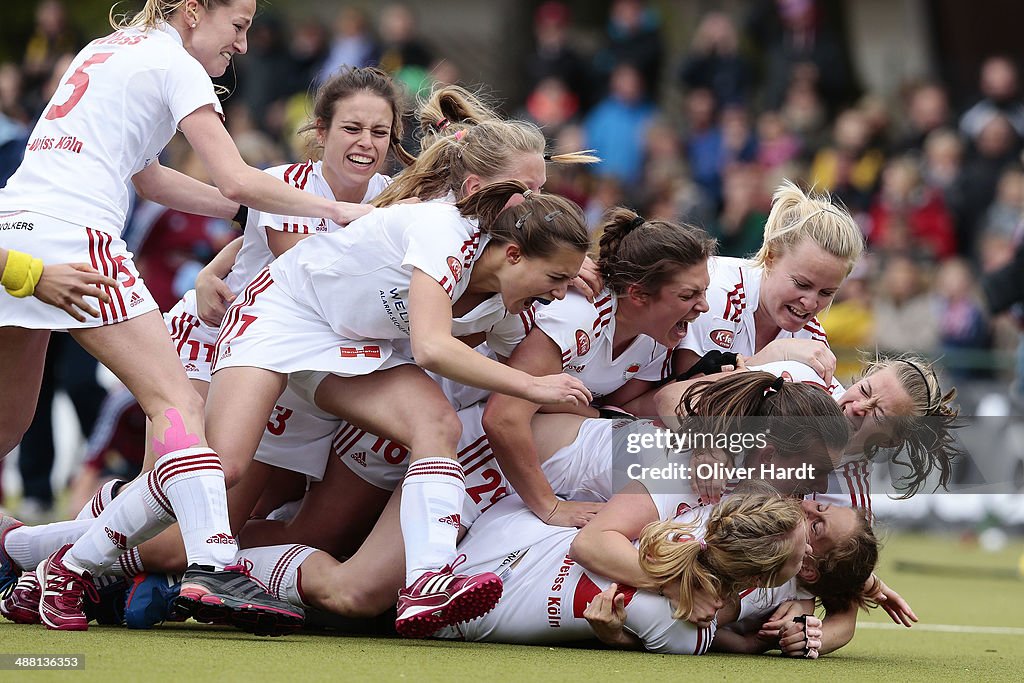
[271, 199, 498, 341]
[0, 24, 221, 234]
[809, 459, 872, 516]
[223, 162, 390, 295]
[496, 290, 671, 399]
[213, 200, 507, 375]
[441, 496, 716, 654]
[678, 257, 828, 357]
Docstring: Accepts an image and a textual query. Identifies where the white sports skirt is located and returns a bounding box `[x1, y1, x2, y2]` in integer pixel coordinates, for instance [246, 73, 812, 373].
[211, 268, 411, 377]
[0, 211, 157, 330]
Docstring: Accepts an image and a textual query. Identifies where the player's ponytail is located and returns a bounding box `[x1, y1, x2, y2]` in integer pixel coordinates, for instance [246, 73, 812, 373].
[596, 207, 716, 297]
[639, 492, 805, 621]
[110, 0, 232, 31]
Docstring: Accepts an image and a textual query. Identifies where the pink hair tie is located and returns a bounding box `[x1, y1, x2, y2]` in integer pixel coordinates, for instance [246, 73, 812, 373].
[454, 129, 467, 141]
[698, 538, 707, 551]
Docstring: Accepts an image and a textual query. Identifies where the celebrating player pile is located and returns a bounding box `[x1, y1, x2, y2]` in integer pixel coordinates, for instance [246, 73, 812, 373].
[3, 0, 954, 661]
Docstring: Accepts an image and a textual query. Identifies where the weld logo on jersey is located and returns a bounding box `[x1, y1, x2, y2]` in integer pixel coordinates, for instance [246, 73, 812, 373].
[622, 363, 641, 379]
[340, 345, 382, 358]
[350, 451, 367, 467]
[565, 364, 587, 373]
[184, 363, 200, 373]
[575, 329, 591, 356]
[129, 292, 144, 307]
[206, 533, 236, 545]
[446, 255, 464, 283]
[105, 527, 127, 550]
[709, 329, 734, 349]
[438, 514, 461, 529]
[316, 219, 328, 233]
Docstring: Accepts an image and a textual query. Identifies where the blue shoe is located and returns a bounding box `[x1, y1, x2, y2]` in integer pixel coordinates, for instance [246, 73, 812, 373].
[124, 573, 182, 629]
[0, 514, 24, 599]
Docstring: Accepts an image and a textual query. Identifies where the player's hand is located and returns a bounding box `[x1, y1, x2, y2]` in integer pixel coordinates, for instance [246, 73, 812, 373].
[33, 262, 118, 322]
[332, 201, 374, 225]
[195, 269, 235, 326]
[689, 448, 731, 504]
[757, 600, 807, 641]
[569, 256, 603, 302]
[584, 583, 628, 641]
[778, 616, 822, 658]
[525, 373, 593, 406]
[762, 339, 836, 386]
[684, 583, 723, 628]
[867, 574, 918, 627]
[544, 499, 604, 528]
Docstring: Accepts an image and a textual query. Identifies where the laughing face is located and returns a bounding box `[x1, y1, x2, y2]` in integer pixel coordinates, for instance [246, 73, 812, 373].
[760, 238, 848, 333]
[319, 91, 393, 197]
[638, 260, 711, 347]
[184, 0, 255, 77]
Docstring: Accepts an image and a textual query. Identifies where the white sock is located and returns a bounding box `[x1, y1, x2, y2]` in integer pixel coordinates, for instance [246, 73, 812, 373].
[234, 544, 316, 608]
[63, 471, 175, 576]
[152, 447, 237, 569]
[4, 519, 94, 571]
[75, 479, 125, 520]
[400, 458, 465, 585]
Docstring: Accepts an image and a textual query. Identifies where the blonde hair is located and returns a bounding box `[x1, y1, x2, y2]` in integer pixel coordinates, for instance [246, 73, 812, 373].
[860, 352, 962, 497]
[753, 180, 863, 274]
[638, 492, 805, 621]
[109, 0, 234, 30]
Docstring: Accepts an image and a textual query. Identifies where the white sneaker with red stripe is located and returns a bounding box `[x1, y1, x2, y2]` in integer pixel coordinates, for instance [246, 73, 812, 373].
[394, 555, 502, 638]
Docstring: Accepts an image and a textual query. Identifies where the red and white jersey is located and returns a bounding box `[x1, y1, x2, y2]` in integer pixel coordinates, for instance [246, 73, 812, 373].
[224, 162, 389, 295]
[444, 496, 716, 654]
[808, 459, 872, 517]
[269, 199, 501, 341]
[748, 360, 845, 400]
[0, 24, 220, 234]
[678, 257, 828, 357]
[497, 289, 672, 399]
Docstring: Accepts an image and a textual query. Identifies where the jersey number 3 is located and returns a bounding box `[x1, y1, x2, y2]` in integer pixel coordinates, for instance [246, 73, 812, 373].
[46, 52, 114, 121]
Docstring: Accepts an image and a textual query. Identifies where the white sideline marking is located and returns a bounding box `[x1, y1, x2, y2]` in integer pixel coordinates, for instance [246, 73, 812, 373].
[859, 622, 1024, 636]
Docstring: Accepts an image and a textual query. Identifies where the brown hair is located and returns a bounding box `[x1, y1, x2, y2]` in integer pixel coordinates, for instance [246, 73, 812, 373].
[455, 183, 590, 259]
[859, 353, 962, 497]
[297, 66, 413, 166]
[596, 207, 717, 296]
[677, 371, 850, 467]
[639, 492, 805, 621]
[800, 510, 879, 614]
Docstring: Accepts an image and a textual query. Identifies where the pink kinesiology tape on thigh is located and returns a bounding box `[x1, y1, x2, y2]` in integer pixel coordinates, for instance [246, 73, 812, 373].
[151, 408, 201, 456]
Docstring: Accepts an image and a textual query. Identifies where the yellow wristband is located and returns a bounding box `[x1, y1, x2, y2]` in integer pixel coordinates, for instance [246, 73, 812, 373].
[1, 250, 44, 298]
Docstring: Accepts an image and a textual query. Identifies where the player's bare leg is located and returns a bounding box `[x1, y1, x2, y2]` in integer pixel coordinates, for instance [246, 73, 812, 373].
[0, 327, 50, 456]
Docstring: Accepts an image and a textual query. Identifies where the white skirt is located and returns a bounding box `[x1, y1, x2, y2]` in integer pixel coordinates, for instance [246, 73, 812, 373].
[212, 267, 412, 376]
[0, 211, 157, 330]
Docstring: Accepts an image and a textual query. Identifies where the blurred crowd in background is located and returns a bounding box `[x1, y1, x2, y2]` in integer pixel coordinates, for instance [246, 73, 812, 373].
[1, 0, 1023, 518]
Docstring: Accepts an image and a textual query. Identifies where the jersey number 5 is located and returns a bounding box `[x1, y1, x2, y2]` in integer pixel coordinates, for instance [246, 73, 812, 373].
[46, 52, 114, 121]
